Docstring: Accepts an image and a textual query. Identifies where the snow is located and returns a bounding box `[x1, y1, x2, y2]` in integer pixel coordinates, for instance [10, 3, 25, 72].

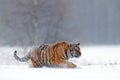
[0, 65, 120, 80]
[71, 46, 120, 66]
[0, 46, 120, 80]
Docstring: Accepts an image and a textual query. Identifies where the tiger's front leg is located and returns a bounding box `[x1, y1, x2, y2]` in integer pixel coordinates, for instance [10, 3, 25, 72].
[65, 62, 77, 68]
[58, 61, 77, 68]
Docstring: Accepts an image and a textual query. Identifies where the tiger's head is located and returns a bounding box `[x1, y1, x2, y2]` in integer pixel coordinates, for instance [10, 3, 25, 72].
[69, 43, 81, 58]
[53, 41, 81, 60]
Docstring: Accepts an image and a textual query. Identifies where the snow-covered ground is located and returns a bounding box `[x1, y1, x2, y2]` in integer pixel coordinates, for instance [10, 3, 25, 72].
[0, 46, 120, 80]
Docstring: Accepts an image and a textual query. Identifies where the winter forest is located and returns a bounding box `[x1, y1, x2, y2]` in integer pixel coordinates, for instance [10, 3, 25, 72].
[0, 0, 120, 46]
[0, 0, 120, 80]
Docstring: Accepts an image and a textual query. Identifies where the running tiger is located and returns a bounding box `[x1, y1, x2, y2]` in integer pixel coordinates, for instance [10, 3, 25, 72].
[14, 41, 82, 68]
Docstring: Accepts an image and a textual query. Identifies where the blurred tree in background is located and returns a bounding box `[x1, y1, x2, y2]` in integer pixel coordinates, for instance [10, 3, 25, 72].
[0, 0, 120, 46]
[0, 0, 66, 46]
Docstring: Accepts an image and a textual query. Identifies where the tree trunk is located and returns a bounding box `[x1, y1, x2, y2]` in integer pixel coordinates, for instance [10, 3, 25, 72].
[32, 0, 39, 45]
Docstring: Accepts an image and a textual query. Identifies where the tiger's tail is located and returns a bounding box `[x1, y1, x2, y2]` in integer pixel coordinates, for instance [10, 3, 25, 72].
[14, 50, 30, 62]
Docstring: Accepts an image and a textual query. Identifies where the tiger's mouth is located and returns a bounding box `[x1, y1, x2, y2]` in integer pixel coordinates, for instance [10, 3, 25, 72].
[74, 54, 81, 58]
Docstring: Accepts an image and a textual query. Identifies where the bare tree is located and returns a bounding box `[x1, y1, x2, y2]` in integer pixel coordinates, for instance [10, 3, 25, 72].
[2, 0, 67, 45]
[3, 0, 48, 45]
[44, 0, 67, 43]
[14, 0, 45, 45]
[53, 0, 66, 42]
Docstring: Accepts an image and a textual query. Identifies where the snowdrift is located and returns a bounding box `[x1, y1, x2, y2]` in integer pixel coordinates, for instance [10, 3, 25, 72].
[0, 46, 120, 80]
[0, 65, 120, 80]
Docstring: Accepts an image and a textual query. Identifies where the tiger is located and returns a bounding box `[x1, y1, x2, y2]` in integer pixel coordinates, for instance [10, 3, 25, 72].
[14, 41, 82, 68]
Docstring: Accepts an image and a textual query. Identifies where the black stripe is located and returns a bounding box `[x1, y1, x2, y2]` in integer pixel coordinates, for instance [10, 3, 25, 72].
[64, 51, 68, 59]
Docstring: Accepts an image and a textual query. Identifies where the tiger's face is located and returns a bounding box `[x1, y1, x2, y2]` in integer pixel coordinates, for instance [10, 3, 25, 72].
[69, 43, 81, 58]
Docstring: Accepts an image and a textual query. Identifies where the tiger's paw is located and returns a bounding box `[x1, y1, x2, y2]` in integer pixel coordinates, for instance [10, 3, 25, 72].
[67, 62, 77, 68]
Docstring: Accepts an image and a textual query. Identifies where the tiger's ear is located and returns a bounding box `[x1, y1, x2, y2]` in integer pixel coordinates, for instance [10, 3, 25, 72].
[77, 43, 80, 45]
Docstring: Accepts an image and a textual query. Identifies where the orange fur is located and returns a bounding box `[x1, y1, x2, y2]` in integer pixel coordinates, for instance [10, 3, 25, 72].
[14, 41, 81, 68]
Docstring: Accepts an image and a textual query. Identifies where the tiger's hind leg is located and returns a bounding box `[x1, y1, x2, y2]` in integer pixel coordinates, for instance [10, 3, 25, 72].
[31, 59, 43, 68]
[31, 61, 39, 68]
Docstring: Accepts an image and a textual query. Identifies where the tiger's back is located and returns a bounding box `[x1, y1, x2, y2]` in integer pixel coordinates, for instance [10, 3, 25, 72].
[29, 43, 69, 67]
